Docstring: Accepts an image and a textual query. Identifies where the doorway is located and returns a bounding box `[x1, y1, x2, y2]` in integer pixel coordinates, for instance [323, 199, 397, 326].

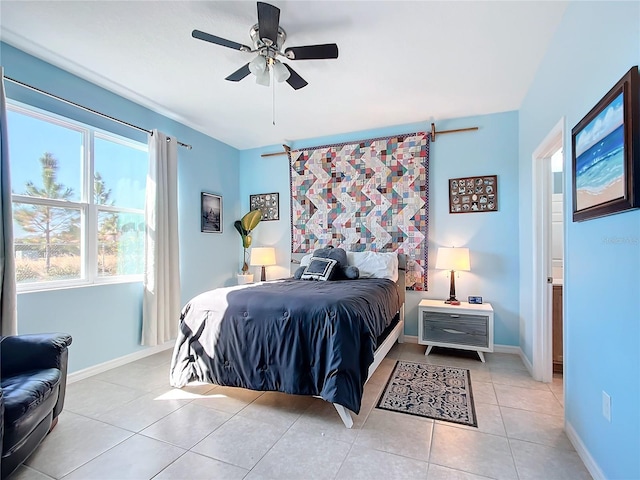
[550, 148, 564, 375]
[531, 118, 565, 384]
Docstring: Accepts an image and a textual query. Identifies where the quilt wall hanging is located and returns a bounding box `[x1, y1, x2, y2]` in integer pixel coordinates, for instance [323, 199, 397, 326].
[289, 132, 430, 290]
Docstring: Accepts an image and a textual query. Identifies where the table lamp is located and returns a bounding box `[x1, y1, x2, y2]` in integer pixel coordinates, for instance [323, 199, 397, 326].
[435, 247, 470, 304]
[250, 247, 276, 281]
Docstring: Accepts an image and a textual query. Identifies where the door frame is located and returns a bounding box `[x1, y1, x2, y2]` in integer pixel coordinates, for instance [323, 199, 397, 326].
[531, 117, 565, 383]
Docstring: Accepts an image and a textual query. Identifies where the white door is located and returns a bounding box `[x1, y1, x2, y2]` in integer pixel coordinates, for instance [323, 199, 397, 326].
[531, 118, 564, 383]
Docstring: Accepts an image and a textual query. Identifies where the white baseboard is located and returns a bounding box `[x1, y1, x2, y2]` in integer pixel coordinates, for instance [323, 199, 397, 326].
[68, 342, 174, 383]
[565, 420, 605, 480]
[401, 338, 523, 358]
[491, 344, 535, 374]
[493, 344, 521, 355]
[519, 349, 535, 376]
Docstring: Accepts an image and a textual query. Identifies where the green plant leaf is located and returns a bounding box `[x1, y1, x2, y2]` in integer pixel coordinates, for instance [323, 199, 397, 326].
[241, 210, 262, 232]
[233, 220, 245, 236]
[243, 235, 252, 249]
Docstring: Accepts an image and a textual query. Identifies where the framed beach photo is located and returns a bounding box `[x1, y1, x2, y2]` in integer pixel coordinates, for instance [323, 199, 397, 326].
[572, 66, 640, 222]
[201, 192, 222, 233]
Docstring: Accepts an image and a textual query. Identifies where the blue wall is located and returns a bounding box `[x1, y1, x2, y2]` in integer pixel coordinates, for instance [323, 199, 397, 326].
[239, 111, 520, 345]
[518, 2, 640, 478]
[1, 43, 241, 372]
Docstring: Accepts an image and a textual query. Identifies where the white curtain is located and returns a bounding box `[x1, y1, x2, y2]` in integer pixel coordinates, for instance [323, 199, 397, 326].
[142, 130, 180, 346]
[0, 68, 17, 336]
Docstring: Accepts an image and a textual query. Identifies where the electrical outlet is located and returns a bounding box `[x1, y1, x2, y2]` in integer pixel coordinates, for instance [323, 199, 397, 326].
[602, 391, 611, 422]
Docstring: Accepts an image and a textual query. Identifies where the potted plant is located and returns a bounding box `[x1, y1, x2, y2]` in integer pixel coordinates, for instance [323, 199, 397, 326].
[234, 210, 262, 283]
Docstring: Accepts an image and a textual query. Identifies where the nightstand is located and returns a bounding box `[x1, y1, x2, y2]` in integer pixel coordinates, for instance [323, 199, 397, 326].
[418, 299, 494, 362]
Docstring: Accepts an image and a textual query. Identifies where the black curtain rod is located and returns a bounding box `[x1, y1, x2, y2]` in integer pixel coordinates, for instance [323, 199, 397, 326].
[3, 75, 192, 150]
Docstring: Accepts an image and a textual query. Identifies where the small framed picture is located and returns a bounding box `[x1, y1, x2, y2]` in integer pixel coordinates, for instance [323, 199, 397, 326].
[250, 192, 279, 221]
[201, 192, 222, 233]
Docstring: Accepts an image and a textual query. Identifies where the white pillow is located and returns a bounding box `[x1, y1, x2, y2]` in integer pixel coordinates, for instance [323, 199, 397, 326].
[347, 251, 398, 282]
[299, 253, 313, 267]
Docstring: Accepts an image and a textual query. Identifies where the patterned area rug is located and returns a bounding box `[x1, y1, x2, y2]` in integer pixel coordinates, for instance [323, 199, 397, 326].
[376, 360, 477, 427]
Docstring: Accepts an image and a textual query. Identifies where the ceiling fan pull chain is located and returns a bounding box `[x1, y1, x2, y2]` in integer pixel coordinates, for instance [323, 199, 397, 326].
[272, 71, 276, 126]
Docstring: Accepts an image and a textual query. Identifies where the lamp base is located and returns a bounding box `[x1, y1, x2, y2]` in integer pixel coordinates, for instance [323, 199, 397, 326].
[444, 270, 459, 304]
[261, 265, 266, 282]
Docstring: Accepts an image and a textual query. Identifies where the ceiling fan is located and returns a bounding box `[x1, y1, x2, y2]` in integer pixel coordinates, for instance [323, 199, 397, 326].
[192, 2, 339, 90]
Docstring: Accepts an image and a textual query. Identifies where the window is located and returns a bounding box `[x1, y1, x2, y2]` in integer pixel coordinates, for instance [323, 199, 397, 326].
[7, 103, 148, 289]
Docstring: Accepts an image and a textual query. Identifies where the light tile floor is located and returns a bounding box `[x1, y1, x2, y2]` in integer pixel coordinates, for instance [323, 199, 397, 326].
[10, 343, 591, 480]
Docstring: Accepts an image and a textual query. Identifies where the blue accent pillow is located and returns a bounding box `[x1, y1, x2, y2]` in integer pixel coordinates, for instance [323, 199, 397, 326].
[300, 257, 338, 281]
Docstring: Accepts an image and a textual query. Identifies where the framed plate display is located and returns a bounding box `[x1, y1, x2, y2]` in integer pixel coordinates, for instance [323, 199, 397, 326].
[448, 175, 498, 214]
[250, 192, 280, 221]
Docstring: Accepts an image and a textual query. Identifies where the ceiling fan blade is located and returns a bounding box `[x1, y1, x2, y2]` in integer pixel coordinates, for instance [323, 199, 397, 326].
[285, 44, 339, 60]
[284, 64, 308, 90]
[257, 2, 280, 46]
[225, 64, 252, 82]
[192, 30, 251, 52]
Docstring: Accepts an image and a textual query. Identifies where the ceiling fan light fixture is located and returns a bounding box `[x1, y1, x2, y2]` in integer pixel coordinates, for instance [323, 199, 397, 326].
[255, 69, 270, 87]
[249, 55, 267, 75]
[272, 61, 291, 83]
[193, 1, 337, 91]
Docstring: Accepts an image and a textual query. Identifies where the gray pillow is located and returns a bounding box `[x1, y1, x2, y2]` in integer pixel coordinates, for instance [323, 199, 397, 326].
[344, 265, 360, 280]
[293, 266, 305, 279]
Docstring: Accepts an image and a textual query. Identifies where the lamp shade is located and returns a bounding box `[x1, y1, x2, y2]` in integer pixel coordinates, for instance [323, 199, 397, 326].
[435, 247, 470, 271]
[250, 247, 276, 267]
[249, 55, 267, 75]
[272, 61, 291, 83]
[255, 69, 270, 87]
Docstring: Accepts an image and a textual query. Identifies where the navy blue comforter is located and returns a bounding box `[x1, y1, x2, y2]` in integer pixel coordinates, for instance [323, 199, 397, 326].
[169, 278, 401, 413]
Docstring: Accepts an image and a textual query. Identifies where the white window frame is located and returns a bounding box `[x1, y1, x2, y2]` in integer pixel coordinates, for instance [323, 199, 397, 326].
[8, 101, 148, 292]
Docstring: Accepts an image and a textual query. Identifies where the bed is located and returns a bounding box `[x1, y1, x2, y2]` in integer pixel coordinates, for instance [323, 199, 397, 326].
[169, 252, 406, 428]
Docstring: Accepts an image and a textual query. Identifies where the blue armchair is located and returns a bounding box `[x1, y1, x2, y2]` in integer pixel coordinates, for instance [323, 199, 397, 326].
[1, 333, 72, 479]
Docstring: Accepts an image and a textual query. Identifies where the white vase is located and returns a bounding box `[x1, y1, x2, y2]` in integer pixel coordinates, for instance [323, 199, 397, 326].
[237, 273, 254, 285]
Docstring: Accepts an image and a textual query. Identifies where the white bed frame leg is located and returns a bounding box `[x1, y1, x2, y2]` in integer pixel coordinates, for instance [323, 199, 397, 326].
[333, 403, 354, 429]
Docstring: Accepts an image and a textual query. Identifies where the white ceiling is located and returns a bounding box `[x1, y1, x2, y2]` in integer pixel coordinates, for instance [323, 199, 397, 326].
[0, 1, 568, 150]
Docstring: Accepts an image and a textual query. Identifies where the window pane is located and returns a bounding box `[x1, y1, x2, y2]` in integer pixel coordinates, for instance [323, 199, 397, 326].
[13, 203, 82, 283]
[97, 210, 144, 277]
[94, 136, 147, 209]
[7, 109, 82, 201]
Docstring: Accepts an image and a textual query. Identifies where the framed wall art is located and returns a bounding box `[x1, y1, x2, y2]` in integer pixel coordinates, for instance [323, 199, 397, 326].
[201, 192, 222, 233]
[448, 175, 498, 214]
[250, 192, 279, 221]
[572, 66, 639, 222]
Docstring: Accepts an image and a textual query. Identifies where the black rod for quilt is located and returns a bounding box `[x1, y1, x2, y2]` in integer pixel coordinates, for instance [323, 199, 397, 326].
[3, 75, 193, 150]
[261, 124, 480, 156]
[430, 122, 479, 142]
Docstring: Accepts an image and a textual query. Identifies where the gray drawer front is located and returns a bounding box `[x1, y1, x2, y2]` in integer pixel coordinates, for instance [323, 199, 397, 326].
[422, 311, 488, 348]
